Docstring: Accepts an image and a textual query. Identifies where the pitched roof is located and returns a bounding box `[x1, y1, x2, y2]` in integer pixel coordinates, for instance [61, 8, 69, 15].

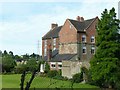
[68, 17, 96, 31]
[43, 49, 58, 61]
[42, 26, 62, 40]
[52, 49, 58, 57]
[43, 49, 76, 62]
[51, 54, 76, 62]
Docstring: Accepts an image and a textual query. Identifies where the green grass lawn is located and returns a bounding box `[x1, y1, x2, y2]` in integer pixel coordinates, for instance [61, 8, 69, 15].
[1, 74, 99, 89]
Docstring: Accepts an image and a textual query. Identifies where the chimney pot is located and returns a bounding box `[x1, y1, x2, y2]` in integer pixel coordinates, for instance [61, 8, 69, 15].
[51, 23, 58, 30]
[76, 16, 80, 21]
[76, 16, 84, 22]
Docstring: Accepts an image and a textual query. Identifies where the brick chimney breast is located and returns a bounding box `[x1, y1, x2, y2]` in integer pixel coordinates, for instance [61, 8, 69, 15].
[51, 23, 58, 30]
[80, 17, 84, 22]
[76, 16, 84, 22]
[76, 16, 80, 21]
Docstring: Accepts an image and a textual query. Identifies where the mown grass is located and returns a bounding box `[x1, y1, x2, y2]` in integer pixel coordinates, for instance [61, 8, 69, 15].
[1, 74, 99, 89]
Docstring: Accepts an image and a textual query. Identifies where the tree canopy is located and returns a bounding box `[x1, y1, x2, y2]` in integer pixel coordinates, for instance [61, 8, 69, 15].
[1, 50, 41, 73]
[90, 8, 120, 89]
[2, 54, 16, 72]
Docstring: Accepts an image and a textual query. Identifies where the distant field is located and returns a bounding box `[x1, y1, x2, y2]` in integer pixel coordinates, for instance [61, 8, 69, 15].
[1, 74, 99, 89]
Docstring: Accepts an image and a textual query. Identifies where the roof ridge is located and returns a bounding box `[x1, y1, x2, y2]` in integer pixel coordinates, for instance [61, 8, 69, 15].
[68, 17, 97, 31]
[85, 17, 98, 30]
[68, 17, 95, 23]
[42, 25, 62, 39]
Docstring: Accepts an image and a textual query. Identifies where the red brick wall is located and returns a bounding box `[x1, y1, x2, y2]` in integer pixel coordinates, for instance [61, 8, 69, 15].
[86, 18, 98, 43]
[42, 40, 44, 58]
[79, 17, 98, 61]
[42, 38, 59, 58]
[59, 19, 77, 43]
[59, 19, 78, 54]
[56, 38, 59, 49]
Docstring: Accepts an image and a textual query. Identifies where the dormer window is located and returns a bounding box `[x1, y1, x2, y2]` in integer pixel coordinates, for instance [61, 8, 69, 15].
[82, 35, 86, 42]
[91, 36, 95, 43]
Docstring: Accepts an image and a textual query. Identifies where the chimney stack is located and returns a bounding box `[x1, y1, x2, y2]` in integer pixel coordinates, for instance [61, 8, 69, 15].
[51, 23, 58, 30]
[76, 16, 84, 22]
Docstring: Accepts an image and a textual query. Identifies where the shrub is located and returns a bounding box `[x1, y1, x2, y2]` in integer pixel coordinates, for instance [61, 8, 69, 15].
[15, 64, 27, 74]
[63, 77, 69, 81]
[81, 67, 89, 82]
[72, 72, 83, 83]
[47, 70, 58, 78]
[115, 81, 120, 90]
[53, 75, 64, 80]
[44, 62, 50, 73]
[57, 70, 62, 76]
[26, 58, 38, 72]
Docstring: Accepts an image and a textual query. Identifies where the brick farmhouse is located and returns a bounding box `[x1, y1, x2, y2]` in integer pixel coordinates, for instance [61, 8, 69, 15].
[42, 16, 98, 78]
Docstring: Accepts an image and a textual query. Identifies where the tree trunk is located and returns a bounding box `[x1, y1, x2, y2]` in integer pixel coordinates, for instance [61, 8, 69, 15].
[20, 71, 26, 90]
[25, 70, 36, 90]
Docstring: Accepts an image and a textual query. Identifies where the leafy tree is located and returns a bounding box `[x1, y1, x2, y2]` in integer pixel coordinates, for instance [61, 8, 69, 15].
[2, 54, 16, 72]
[26, 58, 38, 72]
[15, 64, 27, 74]
[9, 51, 13, 56]
[22, 54, 29, 61]
[30, 53, 36, 58]
[14, 55, 22, 60]
[3, 50, 8, 56]
[47, 70, 58, 78]
[44, 62, 50, 73]
[90, 8, 120, 89]
[29, 53, 41, 61]
[72, 72, 83, 83]
[0, 50, 2, 73]
[0, 51, 1, 55]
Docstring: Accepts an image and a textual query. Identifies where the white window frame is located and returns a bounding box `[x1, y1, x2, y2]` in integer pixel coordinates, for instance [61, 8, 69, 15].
[51, 62, 56, 68]
[53, 38, 56, 46]
[82, 46, 86, 54]
[51, 64, 56, 68]
[44, 40, 47, 56]
[82, 35, 86, 42]
[91, 36, 95, 43]
[91, 46, 95, 54]
[58, 64, 62, 69]
[44, 48, 47, 56]
[53, 47, 56, 50]
[58, 62, 62, 69]
[44, 40, 47, 47]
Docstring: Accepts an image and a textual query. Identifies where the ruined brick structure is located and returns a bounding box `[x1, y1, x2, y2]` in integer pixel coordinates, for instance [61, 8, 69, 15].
[42, 16, 98, 78]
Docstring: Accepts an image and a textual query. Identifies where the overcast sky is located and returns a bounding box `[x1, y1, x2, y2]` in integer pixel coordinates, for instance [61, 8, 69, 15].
[0, 0, 119, 55]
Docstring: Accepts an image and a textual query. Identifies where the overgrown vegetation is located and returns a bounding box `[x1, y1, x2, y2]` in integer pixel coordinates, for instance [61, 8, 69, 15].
[1, 50, 16, 73]
[44, 62, 50, 73]
[0, 50, 41, 74]
[47, 70, 63, 80]
[72, 72, 83, 83]
[90, 7, 120, 89]
[15, 64, 27, 74]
